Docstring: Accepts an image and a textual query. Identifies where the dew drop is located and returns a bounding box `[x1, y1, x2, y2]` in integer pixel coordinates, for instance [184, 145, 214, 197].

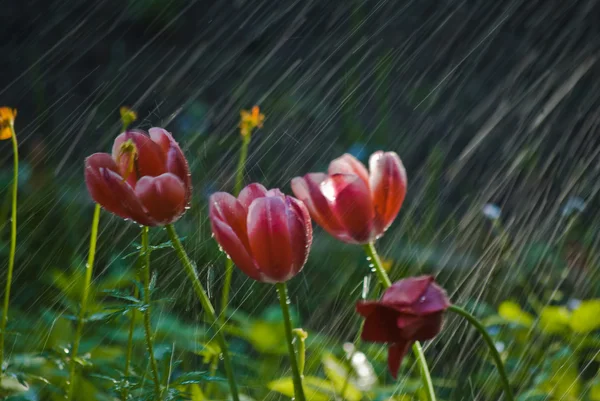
[365, 256, 371, 261]
[419, 296, 426, 303]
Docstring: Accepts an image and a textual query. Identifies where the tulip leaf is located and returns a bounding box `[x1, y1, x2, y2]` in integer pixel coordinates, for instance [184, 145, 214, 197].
[498, 301, 534, 327]
[569, 299, 600, 333]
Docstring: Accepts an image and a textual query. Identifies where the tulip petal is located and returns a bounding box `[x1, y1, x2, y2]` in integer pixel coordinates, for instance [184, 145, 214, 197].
[357, 303, 402, 343]
[112, 130, 166, 185]
[382, 276, 434, 306]
[291, 174, 346, 239]
[211, 218, 263, 282]
[135, 173, 186, 224]
[149, 128, 191, 199]
[238, 183, 268, 209]
[85, 154, 154, 225]
[405, 312, 445, 341]
[209, 192, 251, 251]
[247, 197, 294, 283]
[285, 196, 312, 276]
[369, 151, 407, 234]
[400, 281, 451, 315]
[328, 153, 370, 187]
[388, 342, 411, 379]
[322, 174, 374, 243]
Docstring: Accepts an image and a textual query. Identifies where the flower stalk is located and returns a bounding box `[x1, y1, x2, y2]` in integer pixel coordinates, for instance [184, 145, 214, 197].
[220, 133, 251, 322]
[166, 224, 240, 401]
[140, 226, 162, 400]
[276, 282, 306, 401]
[0, 117, 18, 382]
[447, 305, 514, 401]
[66, 203, 101, 400]
[362, 242, 437, 401]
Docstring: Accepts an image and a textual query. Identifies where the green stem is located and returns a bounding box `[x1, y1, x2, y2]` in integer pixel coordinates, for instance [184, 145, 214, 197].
[166, 224, 240, 401]
[122, 285, 139, 401]
[362, 242, 436, 401]
[66, 203, 100, 400]
[219, 134, 251, 323]
[447, 305, 514, 401]
[276, 283, 306, 401]
[0, 129, 18, 382]
[140, 226, 161, 400]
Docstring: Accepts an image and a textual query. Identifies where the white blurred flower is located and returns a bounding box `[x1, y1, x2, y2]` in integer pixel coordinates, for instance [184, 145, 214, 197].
[562, 197, 586, 217]
[567, 298, 581, 311]
[495, 342, 505, 353]
[482, 203, 501, 220]
[343, 343, 377, 390]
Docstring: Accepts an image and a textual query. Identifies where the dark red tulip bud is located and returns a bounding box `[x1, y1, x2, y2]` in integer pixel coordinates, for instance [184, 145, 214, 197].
[84, 128, 191, 226]
[209, 183, 312, 283]
[356, 276, 450, 378]
[291, 151, 406, 244]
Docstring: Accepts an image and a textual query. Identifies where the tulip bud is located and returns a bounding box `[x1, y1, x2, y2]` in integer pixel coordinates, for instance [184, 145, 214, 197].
[209, 183, 312, 283]
[84, 128, 191, 226]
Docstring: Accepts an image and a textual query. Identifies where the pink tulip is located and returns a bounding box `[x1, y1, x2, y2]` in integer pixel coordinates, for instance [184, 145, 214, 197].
[209, 183, 312, 283]
[291, 151, 406, 244]
[85, 128, 191, 226]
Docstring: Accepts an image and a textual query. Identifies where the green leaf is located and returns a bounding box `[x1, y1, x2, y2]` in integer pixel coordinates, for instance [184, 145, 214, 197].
[268, 376, 338, 401]
[570, 299, 600, 333]
[171, 371, 222, 386]
[498, 301, 534, 327]
[539, 306, 570, 334]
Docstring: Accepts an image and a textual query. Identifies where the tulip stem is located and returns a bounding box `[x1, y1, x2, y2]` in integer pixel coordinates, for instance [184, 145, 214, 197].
[362, 242, 437, 401]
[0, 127, 18, 383]
[122, 284, 139, 401]
[276, 282, 306, 401]
[220, 134, 251, 323]
[166, 224, 240, 401]
[140, 226, 162, 400]
[447, 305, 514, 401]
[66, 203, 101, 400]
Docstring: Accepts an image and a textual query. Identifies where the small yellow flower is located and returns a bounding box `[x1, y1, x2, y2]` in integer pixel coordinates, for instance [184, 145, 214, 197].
[239, 105, 264, 137]
[119, 106, 137, 130]
[0, 107, 17, 140]
[381, 259, 394, 272]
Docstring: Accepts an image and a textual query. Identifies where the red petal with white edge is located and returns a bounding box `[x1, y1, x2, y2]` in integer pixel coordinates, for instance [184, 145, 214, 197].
[285, 196, 312, 276]
[211, 218, 263, 282]
[247, 197, 294, 283]
[135, 173, 186, 225]
[328, 153, 370, 188]
[238, 183, 268, 209]
[388, 342, 412, 379]
[112, 130, 167, 185]
[381, 276, 433, 306]
[209, 192, 251, 251]
[291, 174, 346, 238]
[322, 174, 374, 243]
[149, 128, 191, 196]
[85, 154, 155, 226]
[369, 151, 407, 234]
